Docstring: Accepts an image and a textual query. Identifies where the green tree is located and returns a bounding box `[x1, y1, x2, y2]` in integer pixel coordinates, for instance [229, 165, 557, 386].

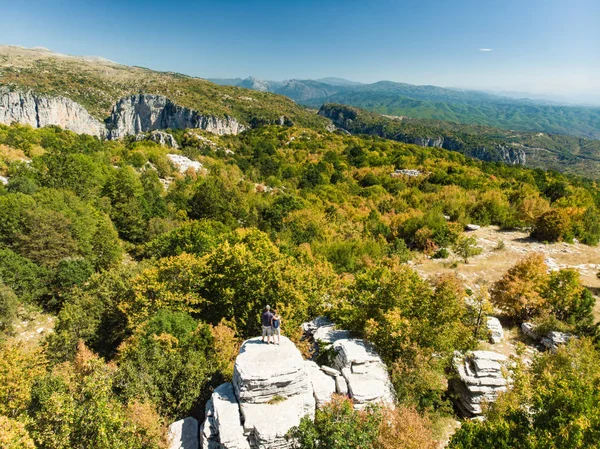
[114, 310, 216, 418]
[453, 235, 482, 263]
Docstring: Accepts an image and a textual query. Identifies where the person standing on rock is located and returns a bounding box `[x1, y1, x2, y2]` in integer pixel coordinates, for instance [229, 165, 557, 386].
[271, 310, 282, 345]
[261, 305, 274, 344]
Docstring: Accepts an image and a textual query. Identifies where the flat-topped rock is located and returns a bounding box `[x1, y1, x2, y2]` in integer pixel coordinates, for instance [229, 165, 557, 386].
[233, 337, 310, 404]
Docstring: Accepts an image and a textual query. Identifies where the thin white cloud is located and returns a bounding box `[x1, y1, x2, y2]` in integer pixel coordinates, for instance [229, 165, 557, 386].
[479, 48, 493, 52]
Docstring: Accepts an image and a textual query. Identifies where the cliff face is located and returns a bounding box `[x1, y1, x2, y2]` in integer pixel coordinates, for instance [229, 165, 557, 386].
[0, 89, 246, 139]
[105, 94, 245, 139]
[0, 88, 106, 137]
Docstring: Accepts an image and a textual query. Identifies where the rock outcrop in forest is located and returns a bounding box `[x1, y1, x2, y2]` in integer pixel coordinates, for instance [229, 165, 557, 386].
[199, 324, 394, 449]
[105, 94, 245, 139]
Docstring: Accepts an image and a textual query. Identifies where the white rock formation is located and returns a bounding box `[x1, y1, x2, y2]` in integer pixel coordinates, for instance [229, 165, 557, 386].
[201, 383, 250, 449]
[201, 327, 396, 448]
[302, 317, 395, 410]
[465, 224, 481, 231]
[0, 88, 105, 137]
[106, 94, 245, 139]
[332, 339, 395, 409]
[304, 361, 336, 408]
[136, 130, 180, 148]
[200, 336, 316, 449]
[521, 322, 540, 340]
[451, 350, 508, 417]
[167, 154, 203, 173]
[169, 417, 199, 449]
[486, 317, 504, 344]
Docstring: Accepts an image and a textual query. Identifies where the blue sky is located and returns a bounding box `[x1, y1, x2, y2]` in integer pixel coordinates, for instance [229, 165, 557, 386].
[1, 0, 599, 101]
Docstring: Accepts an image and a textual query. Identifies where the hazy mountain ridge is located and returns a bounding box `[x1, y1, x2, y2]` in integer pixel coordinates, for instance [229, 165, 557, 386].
[218, 76, 600, 139]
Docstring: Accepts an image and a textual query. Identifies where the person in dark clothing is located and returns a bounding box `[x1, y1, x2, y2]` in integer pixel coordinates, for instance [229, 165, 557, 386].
[261, 305, 274, 344]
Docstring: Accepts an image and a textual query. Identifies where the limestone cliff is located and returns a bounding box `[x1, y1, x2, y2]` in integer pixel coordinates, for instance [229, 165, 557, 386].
[0, 88, 246, 139]
[0, 88, 106, 137]
[106, 94, 245, 139]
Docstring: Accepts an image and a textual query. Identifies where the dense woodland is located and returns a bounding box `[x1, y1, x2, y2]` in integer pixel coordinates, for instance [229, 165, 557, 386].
[1, 121, 600, 448]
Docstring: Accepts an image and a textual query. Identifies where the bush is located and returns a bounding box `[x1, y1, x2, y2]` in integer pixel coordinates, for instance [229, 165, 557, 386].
[433, 248, 450, 259]
[0, 283, 18, 334]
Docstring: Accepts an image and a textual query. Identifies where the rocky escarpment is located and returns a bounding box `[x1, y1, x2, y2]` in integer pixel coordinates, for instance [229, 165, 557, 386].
[0, 89, 246, 139]
[319, 104, 527, 165]
[106, 94, 245, 139]
[0, 88, 106, 137]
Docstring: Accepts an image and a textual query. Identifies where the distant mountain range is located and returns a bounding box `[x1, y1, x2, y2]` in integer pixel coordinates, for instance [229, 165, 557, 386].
[208, 76, 600, 139]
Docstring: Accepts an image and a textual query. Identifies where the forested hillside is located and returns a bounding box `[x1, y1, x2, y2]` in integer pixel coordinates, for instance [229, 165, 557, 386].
[1, 117, 600, 447]
[320, 103, 600, 180]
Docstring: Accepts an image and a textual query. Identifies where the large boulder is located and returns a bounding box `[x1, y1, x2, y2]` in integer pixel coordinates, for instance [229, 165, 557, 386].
[450, 350, 508, 417]
[223, 336, 317, 449]
[241, 392, 315, 449]
[169, 417, 199, 449]
[332, 339, 395, 409]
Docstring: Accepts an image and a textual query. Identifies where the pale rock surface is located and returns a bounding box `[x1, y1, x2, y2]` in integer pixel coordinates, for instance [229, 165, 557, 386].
[304, 361, 336, 408]
[136, 130, 180, 148]
[106, 94, 245, 139]
[210, 383, 250, 449]
[167, 154, 203, 173]
[332, 338, 395, 409]
[169, 417, 199, 449]
[232, 336, 316, 449]
[0, 88, 105, 136]
[466, 224, 481, 231]
[241, 392, 315, 449]
[451, 350, 508, 417]
[486, 317, 504, 344]
[521, 322, 540, 340]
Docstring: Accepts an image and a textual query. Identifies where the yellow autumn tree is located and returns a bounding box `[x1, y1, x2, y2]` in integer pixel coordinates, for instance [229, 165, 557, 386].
[490, 253, 549, 320]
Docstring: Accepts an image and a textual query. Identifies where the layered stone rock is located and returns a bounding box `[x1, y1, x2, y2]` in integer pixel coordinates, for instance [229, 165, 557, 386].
[451, 350, 508, 417]
[486, 317, 504, 344]
[304, 361, 336, 408]
[200, 336, 317, 449]
[169, 417, 199, 449]
[106, 94, 245, 139]
[0, 88, 105, 136]
[332, 338, 395, 409]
